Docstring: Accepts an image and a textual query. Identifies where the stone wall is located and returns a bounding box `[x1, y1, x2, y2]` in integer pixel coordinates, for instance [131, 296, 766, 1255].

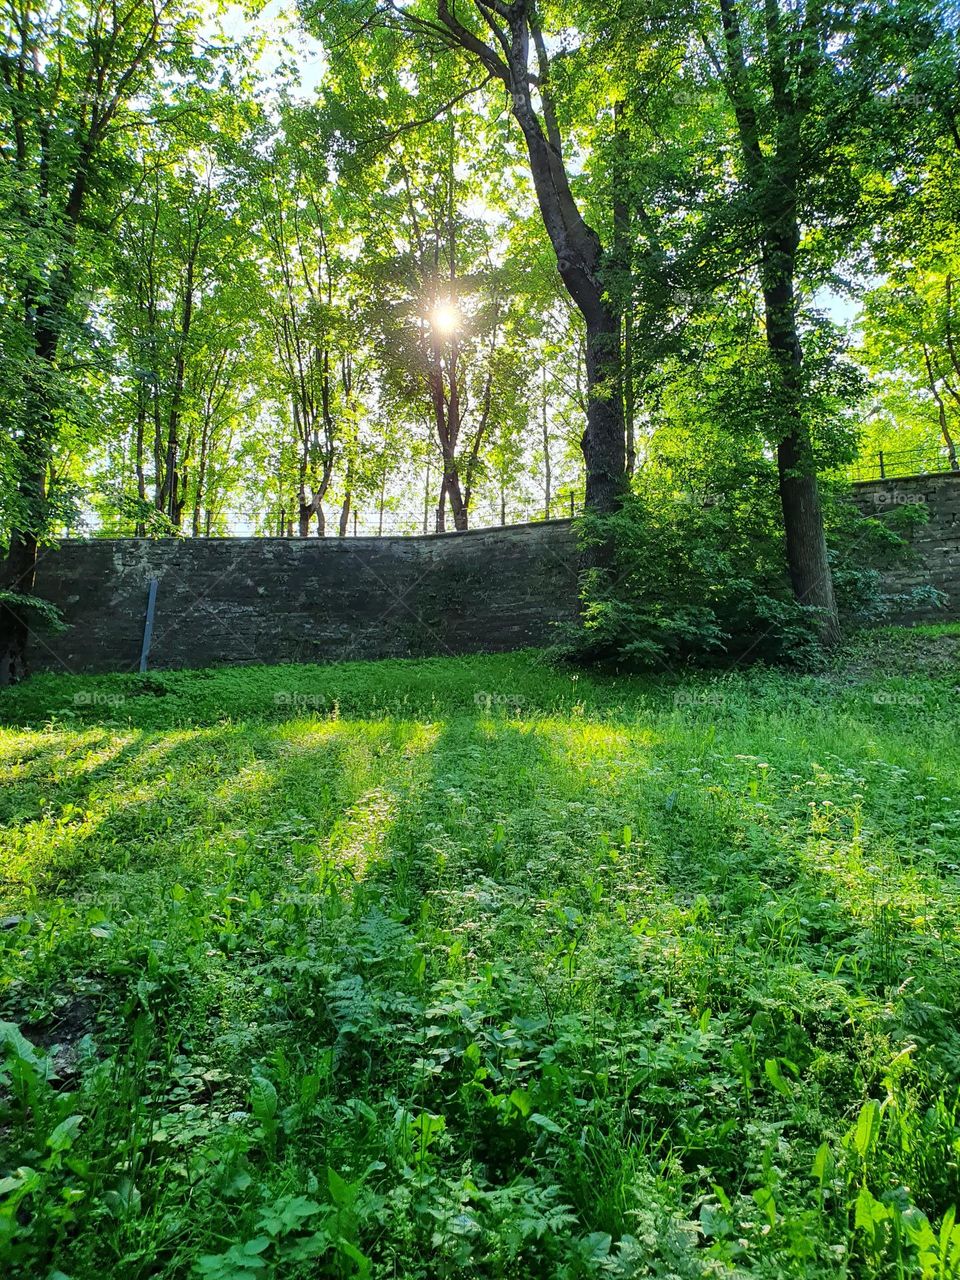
[28, 474, 960, 674]
[33, 521, 579, 674]
[850, 472, 960, 621]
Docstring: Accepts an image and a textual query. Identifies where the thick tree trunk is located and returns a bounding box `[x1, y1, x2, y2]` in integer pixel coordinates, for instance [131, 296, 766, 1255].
[430, 2, 626, 518]
[541, 367, 552, 518]
[0, 325, 58, 683]
[762, 233, 840, 644]
[714, 0, 840, 645]
[339, 492, 351, 537]
[445, 467, 468, 531]
[0, 529, 38, 685]
[777, 432, 839, 638]
[582, 314, 627, 515]
[298, 501, 312, 538]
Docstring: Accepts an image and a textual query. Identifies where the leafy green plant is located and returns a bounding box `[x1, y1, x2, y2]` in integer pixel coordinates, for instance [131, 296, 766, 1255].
[0, 589, 67, 633]
[566, 478, 822, 669]
[1, 639, 959, 1277]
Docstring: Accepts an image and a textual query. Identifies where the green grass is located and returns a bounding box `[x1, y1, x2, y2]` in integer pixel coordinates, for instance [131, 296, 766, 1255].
[1, 637, 959, 1278]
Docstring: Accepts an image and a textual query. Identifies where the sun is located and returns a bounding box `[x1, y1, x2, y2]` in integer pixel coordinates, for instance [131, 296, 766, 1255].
[430, 301, 461, 336]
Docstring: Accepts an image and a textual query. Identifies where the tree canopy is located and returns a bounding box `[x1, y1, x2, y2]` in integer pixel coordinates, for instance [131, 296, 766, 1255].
[1, 0, 958, 675]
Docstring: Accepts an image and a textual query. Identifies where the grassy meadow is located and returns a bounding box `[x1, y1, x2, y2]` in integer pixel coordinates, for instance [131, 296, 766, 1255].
[1, 629, 959, 1278]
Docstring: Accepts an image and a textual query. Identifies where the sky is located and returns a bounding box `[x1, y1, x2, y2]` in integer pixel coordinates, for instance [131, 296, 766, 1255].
[217, 0, 328, 98]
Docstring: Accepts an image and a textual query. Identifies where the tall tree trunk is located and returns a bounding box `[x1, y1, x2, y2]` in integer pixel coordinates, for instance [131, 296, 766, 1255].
[444, 462, 468, 531]
[0, 9, 167, 682]
[0, 319, 59, 683]
[436, 478, 447, 533]
[0, 523, 41, 686]
[339, 491, 351, 537]
[422, 3, 627, 517]
[762, 231, 840, 643]
[717, 0, 840, 644]
[582, 316, 626, 515]
[192, 402, 213, 537]
[922, 347, 960, 471]
[152, 382, 164, 510]
[134, 383, 147, 537]
[542, 366, 552, 518]
[623, 309, 636, 477]
[613, 102, 636, 478]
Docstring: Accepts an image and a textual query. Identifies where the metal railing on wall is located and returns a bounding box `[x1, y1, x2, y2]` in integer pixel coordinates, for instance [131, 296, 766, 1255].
[847, 448, 960, 482]
[260, 488, 587, 540]
[65, 450, 960, 542]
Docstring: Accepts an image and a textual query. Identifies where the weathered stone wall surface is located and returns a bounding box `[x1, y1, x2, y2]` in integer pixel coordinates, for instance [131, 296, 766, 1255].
[28, 475, 960, 674]
[33, 521, 580, 674]
[850, 472, 960, 621]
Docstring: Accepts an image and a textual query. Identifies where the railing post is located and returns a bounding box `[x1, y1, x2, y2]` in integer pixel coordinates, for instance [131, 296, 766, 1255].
[569, 491, 574, 519]
[139, 579, 159, 673]
[353, 512, 358, 536]
[878, 450, 885, 479]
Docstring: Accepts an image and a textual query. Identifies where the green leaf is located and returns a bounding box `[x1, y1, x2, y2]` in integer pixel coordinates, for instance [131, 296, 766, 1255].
[411, 1111, 445, 1143]
[580, 1233, 612, 1260]
[242, 1237, 270, 1256]
[47, 1115, 83, 1153]
[855, 1185, 888, 1238]
[850, 1100, 882, 1159]
[529, 1112, 561, 1133]
[0, 1021, 45, 1070]
[753, 1186, 776, 1228]
[764, 1057, 792, 1098]
[250, 1076, 278, 1122]
[338, 1239, 372, 1278]
[508, 1088, 532, 1118]
[811, 1142, 834, 1183]
[327, 1165, 354, 1209]
[711, 1183, 732, 1213]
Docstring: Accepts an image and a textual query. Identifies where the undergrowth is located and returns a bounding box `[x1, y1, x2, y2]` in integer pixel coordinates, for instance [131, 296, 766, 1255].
[1, 631, 959, 1277]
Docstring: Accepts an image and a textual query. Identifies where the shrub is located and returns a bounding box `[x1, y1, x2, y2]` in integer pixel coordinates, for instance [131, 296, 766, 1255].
[564, 471, 822, 670]
[563, 469, 939, 671]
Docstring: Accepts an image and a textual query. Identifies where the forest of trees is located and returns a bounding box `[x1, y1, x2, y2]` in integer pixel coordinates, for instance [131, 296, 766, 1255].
[1, 0, 959, 677]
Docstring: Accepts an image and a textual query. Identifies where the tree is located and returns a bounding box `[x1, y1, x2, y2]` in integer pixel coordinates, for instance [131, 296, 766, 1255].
[307, 0, 626, 518]
[860, 273, 960, 473]
[685, 0, 959, 641]
[0, 0, 217, 681]
[256, 135, 368, 537]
